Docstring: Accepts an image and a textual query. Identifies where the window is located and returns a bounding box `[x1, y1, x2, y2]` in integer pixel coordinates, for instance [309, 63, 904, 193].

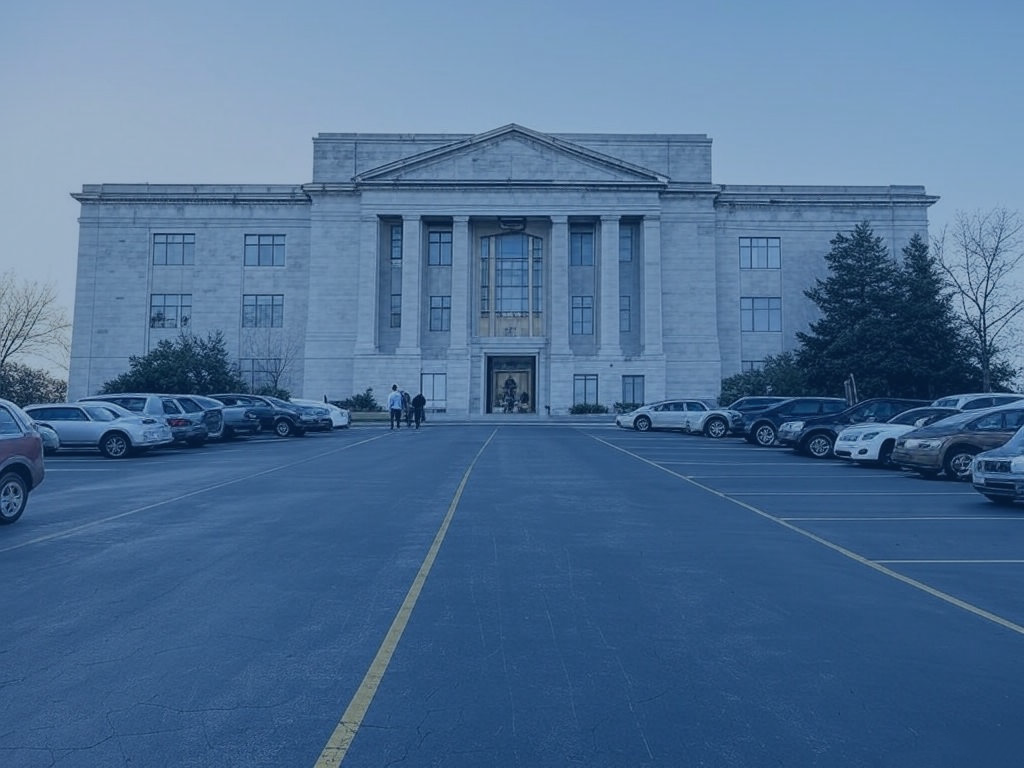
[571, 296, 594, 335]
[153, 234, 195, 265]
[570, 230, 594, 266]
[390, 294, 402, 328]
[740, 237, 781, 269]
[239, 358, 279, 391]
[480, 237, 490, 313]
[619, 226, 634, 262]
[421, 373, 447, 411]
[619, 295, 631, 332]
[428, 230, 452, 266]
[496, 234, 528, 314]
[429, 295, 451, 331]
[244, 234, 285, 266]
[531, 237, 543, 312]
[741, 297, 781, 332]
[741, 360, 765, 372]
[622, 375, 644, 405]
[242, 294, 284, 328]
[150, 294, 192, 328]
[390, 225, 403, 261]
[573, 374, 598, 405]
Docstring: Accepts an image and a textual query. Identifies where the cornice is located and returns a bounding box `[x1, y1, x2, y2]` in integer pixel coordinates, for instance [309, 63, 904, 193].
[71, 185, 311, 205]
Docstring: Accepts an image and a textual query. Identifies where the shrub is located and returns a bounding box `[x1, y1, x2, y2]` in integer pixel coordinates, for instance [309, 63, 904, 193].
[335, 387, 382, 412]
[569, 402, 609, 414]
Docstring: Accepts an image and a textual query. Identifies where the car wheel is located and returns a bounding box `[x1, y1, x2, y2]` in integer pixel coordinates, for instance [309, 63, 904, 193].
[982, 494, 1016, 506]
[0, 471, 28, 524]
[100, 431, 131, 459]
[804, 433, 834, 459]
[634, 416, 652, 432]
[703, 417, 728, 439]
[753, 423, 777, 447]
[943, 447, 977, 481]
[877, 441, 895, 468]
[274, 419, 294, 437]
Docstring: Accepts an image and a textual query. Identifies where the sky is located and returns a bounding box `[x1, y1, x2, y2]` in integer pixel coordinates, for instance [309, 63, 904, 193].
[2, 0, 1022, 374]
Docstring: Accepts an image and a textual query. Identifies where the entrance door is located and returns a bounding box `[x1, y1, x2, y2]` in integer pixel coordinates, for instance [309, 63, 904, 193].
[487, 356, 535, 413]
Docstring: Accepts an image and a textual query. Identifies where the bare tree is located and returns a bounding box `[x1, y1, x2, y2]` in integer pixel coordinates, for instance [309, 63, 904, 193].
[240, 326, 304, 394]
[0, 270, 71, 375]
[933, 208, 1024, 390]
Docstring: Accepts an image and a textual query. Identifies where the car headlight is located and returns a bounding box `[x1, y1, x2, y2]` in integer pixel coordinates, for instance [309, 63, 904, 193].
[861, 431, 880, 440]
[1012, 457, 1024, 473]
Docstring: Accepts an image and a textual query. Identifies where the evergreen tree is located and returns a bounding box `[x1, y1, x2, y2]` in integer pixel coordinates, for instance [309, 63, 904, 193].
[796, 223, 904, 397]
[100, 331, 246, 395]
[719, 351, 812, 404]
[890, 235, 985, 397]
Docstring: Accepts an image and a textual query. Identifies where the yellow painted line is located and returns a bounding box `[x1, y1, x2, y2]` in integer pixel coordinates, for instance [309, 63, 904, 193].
[314, 428, 497, 768]
[0, 433, 390, 554]
[589, 433, 1024, 638]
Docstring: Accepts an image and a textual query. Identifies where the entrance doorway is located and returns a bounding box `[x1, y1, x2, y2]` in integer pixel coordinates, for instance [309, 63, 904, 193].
[487, 356, 535, 413]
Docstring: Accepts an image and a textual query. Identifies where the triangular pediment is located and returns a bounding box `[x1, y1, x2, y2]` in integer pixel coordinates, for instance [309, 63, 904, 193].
[356, 124, 667, 185]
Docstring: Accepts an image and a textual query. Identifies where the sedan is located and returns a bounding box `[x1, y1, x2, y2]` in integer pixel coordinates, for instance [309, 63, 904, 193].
[25, 402, 174, 458]
[291, 399, 350, 429]
[834, 407, 960, 466]
[615, 400, 713, 432]
[971, 425, 1024, 505]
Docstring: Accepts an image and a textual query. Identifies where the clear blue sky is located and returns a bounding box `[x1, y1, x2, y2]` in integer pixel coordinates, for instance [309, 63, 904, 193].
[2, 0, 1022, 363]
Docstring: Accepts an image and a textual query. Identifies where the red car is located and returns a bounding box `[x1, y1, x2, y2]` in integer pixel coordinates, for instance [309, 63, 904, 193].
[0, 397, 46, 524]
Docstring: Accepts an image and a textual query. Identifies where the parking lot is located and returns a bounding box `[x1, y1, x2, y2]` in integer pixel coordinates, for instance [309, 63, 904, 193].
[3, 424, 1024, 767]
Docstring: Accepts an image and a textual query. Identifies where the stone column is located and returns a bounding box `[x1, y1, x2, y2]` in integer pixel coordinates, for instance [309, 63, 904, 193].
[398, 214, 422, 354]
[549, 216, 570, 354]
[642, 215, 664, 356]
[354, 214, 379, 354]
[450, 216, 470, 351]
[599, 215, 620, 357]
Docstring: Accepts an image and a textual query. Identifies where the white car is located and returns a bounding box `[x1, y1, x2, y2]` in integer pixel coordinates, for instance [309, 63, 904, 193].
[291, 399, 350, 429]
[833, 406, 959, 467]
[25, 401, 174, 458]
[615, 399, 722, 434]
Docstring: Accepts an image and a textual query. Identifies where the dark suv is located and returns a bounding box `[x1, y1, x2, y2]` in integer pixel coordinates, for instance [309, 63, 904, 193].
[210, 394, 325, 437]
[776, 397, 929, 458]
[724, 396, 790, 435]
[744, 397, 848, 447]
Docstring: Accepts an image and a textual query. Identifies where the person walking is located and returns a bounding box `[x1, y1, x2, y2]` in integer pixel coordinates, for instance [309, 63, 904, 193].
[401, 390, 413, 427]
[387, 384, 404, 429]
[411, 392, 427, 429]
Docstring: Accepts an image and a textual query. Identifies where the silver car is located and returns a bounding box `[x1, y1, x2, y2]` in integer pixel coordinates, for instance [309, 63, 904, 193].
[79, 394, 209, 446]
[25, 402, 174, 458]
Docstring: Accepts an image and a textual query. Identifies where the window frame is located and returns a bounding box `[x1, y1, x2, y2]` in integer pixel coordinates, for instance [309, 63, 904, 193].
[244, 234, 286, 267]
[571, 295, 594, 335]
[242, 294, 284, 328]
[739, 237, 781, 269]
[740, 297, 782, 332]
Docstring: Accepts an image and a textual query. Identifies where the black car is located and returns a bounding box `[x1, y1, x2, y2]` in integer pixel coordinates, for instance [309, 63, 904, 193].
[776, 397, 930, 458]
[724, 396, 790, 435]
[744, 397, 848, 447]
[209, 394, 317, 437]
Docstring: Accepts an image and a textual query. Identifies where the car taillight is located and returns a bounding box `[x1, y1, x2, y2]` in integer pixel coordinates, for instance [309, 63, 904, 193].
[167, 418, 190, 427]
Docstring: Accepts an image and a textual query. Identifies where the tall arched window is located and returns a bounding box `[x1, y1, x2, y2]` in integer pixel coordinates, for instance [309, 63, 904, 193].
[479, 233, 543, 337]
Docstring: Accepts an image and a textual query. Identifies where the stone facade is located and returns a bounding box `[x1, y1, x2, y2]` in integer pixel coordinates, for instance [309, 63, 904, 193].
[68, 124, 937, 414]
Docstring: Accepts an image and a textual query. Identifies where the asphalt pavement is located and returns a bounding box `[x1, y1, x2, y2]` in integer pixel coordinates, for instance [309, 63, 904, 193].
[2, 424, 1023, 767]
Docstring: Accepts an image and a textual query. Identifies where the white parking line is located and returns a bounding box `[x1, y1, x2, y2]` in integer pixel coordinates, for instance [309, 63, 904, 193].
[877, 559, 1024, 564]
[728, 491, 976, 496]
[783, 516, 1021, 521]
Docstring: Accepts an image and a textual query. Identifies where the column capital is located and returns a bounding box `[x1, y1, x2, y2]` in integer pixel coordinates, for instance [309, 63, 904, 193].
[550, 215, 569, 225]
[361, 213, 380, 223]
[601, 214, 620, 223]
[642, 213, 661, 223]
[402, 213, 421, 222]
[453, 215, 470, 224]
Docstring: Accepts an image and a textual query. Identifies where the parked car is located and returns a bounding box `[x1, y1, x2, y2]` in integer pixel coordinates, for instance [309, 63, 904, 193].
[24, 402, 174, 458]
[176, 394, 261, 439]
[931, 393, 1024, 410]
[971, 425, 1024, 505]
[36, 423, 60, 455]
[777, 397, 929, 458]
[891, 403, 1024, 480]
[721, 396, 791, 435]
[615, 399, 717, 432]
[743, 397, 848, 447]
[209, 394, 322, 437]
[0, 397, 45, 524]
[278, 398, 333, 432]
[678, 402, 745, 438]
[834, 406, 961, 466]
[292, 398, 350, 429]
[78, 394, 209, 446]
[168, 395, 225, 440]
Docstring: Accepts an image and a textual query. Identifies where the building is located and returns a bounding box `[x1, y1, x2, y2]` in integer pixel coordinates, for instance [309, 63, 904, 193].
[69, 124, 937, 414]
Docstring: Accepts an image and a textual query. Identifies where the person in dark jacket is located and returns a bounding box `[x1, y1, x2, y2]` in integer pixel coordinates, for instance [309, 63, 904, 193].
[411, 392, 427, 429]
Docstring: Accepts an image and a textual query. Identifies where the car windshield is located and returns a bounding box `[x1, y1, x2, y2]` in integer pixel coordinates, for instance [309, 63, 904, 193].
[1004, 425, 1024, 449]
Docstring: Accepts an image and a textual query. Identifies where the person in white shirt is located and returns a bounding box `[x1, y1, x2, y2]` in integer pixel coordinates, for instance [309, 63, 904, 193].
[387, 385, 404, 429]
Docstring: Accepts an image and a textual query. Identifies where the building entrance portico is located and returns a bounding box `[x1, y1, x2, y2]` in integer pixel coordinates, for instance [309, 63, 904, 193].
[487, 355, 535, 413]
